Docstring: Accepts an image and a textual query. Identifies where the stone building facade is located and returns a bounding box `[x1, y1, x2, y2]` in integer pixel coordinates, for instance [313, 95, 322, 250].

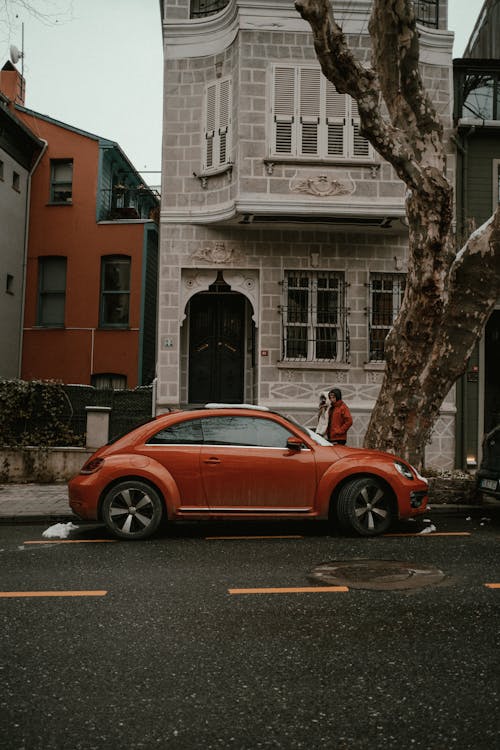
[159, 0, 456, 468]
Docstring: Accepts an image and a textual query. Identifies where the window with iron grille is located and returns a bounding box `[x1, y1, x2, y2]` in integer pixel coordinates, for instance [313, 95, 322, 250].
[190, 0, 229, 18]
[282, 271, 348, 362]
[271, 64, 371, 161]
[368, 273, 406, 361]
[204, 77, 231, 171]
[413, 0, 439, 29]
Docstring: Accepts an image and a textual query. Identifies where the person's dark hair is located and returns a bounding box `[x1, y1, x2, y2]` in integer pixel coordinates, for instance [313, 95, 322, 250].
[329, 388, 342, 400]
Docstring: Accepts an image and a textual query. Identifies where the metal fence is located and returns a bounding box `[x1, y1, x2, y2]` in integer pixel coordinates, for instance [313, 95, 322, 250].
[63, 385, 154, 443]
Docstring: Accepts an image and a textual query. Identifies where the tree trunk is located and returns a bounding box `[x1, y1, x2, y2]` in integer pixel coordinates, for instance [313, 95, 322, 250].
[295, 0, 500, 468]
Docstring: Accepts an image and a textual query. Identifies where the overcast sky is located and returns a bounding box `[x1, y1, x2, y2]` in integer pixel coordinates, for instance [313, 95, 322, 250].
[0, 0, 486, 188]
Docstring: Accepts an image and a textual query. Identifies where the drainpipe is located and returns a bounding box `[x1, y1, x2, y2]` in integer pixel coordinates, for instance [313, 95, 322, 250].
[18, 139, 48, 378]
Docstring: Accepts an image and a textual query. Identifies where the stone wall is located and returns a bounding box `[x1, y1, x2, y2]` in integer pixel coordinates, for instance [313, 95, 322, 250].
[0, 448, 92, 484]
[427, 475, 478, 505]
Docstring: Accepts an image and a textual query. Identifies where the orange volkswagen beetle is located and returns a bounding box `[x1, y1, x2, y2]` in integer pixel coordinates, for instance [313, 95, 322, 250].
[68, 405, 428, 540]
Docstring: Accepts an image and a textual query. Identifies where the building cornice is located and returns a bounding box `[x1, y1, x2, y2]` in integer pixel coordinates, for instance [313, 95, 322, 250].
[161, 195, 407, 227]
[164, 1, 454, 63]
[164, 0, 378, 59]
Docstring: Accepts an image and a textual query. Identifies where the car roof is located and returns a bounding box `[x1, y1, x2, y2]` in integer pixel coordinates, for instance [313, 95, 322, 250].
[203, 403, 270, 411]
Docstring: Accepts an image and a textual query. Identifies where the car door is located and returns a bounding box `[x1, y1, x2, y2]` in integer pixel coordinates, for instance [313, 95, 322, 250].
[143, 417, 207, 510]
[199, 415, 317, 512]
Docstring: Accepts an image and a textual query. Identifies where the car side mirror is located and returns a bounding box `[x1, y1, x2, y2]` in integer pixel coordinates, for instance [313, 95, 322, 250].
[287, 437, 303, 451]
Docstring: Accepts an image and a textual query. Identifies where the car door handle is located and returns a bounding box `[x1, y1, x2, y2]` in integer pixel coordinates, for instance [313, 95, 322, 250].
[203, 457, 221, 464]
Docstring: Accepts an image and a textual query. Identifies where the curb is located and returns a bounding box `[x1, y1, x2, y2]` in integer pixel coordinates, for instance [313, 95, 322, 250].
[0, 513, 79, 525]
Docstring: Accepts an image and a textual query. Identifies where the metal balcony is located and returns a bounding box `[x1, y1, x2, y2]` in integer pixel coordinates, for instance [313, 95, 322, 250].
[190, 0, 229, 18]
[414, 0, 439, 28]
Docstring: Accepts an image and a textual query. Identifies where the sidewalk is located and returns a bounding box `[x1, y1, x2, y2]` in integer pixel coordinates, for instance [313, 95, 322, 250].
[0, 482, 484, 524]
[0, 483, 76, 523]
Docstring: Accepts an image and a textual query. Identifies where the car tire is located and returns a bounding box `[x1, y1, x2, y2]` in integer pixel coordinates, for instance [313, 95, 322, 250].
[102, 480, 164, 540]
[336, 477, 394, 536]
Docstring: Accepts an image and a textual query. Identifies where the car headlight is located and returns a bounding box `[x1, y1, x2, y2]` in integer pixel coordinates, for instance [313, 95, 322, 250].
[394, 461, 414, 480]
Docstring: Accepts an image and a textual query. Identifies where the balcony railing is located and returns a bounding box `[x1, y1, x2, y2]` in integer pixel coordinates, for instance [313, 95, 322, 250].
[190, 0, 438, 27]
[414, 0, 439, 28]
[190, 0, 229, 19]
[99, 186, 160, 223]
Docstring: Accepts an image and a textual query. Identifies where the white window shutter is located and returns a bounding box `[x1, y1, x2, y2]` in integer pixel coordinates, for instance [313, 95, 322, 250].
[270, 65, 372, 161]
[204, 78, 232, 170]
[273, 66, 296, 155]
[205, 83, 217, 168]
[299, 68, 321, 156]
[325, 80, 346, 157]
[218, 78, 231, 166]
[350, 96, 371, 157]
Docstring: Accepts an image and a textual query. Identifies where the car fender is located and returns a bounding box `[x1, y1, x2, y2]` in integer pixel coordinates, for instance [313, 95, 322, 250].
[96, 454, 181, 517]
[316, 458, 399, 517]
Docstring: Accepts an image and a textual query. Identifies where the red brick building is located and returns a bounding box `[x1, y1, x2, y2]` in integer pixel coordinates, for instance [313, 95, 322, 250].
[1, 63, 159, 389]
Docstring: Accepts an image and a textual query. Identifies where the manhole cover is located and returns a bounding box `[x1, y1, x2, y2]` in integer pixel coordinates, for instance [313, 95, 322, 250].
[309, 559, 445, 590]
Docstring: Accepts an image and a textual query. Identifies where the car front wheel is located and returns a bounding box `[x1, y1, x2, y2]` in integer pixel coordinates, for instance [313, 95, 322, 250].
[102, 480, 164, 540]
[336, 477, 394, 536]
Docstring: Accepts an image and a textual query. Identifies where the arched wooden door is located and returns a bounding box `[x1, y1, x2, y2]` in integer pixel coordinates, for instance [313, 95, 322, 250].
[188, 292, 245, 404]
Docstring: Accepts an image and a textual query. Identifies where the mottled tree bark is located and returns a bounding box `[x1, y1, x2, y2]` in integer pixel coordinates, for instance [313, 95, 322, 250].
[295, 0, 500, 468]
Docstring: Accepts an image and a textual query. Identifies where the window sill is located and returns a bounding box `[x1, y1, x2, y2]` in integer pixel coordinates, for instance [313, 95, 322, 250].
[193, 163, 233, 189]
[264, 158, 379, 176]
[277, 361, 350, 371]
[98, 325, 130, 331]
[364, 361, 386, 370]
[47, 201, 73, 206]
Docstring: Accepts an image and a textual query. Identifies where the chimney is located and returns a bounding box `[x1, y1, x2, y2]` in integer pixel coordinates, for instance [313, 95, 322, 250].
[0, 62, 25, 107]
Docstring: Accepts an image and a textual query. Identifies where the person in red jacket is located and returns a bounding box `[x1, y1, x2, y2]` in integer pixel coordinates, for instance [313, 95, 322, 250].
[317, 388, 353, 444]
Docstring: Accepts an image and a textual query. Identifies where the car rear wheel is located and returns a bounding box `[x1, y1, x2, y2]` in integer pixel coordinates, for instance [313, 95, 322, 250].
[102, 480, 164, 540]
[336, 477, 394, 536]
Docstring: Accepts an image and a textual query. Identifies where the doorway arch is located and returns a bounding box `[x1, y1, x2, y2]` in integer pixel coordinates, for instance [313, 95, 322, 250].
[182, 269, 259, 405]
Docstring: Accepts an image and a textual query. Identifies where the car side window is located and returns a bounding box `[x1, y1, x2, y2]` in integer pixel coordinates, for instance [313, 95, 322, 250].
[147, 419, 203, 445]
[201, 416, 294, 448]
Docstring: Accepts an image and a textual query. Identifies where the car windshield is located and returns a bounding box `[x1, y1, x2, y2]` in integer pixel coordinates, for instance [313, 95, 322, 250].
[304, 427, 333, 447]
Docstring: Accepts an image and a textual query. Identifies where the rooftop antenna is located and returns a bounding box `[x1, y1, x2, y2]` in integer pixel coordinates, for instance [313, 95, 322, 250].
[9, 23, 25, 103]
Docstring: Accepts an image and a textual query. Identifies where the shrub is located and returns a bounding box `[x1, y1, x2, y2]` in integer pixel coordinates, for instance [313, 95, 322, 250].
[0, 379, 82, 448]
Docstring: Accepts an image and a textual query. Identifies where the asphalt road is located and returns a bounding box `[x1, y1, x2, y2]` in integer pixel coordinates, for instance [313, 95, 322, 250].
[1, 510, 499, 750]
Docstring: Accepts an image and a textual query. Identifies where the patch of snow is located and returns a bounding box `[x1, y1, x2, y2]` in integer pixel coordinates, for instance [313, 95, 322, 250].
[419, 524, 437, 535]
[42, 522, 79, 539]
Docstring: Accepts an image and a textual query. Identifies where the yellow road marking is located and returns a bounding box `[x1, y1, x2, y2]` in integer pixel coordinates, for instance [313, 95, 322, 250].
[384, 532, 471, 537]
[485, 583, 500, 589]
[0, 590, 107, 598]
[206, 535, 303, 540]
[24, 539, 116, 544]
[228, 586, 348, 595]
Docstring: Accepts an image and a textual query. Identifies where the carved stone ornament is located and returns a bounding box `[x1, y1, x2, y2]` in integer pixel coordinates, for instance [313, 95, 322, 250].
[290, 172, 355, 197]
[192, 241, 244, 264]
[180, 268, 259, 326]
